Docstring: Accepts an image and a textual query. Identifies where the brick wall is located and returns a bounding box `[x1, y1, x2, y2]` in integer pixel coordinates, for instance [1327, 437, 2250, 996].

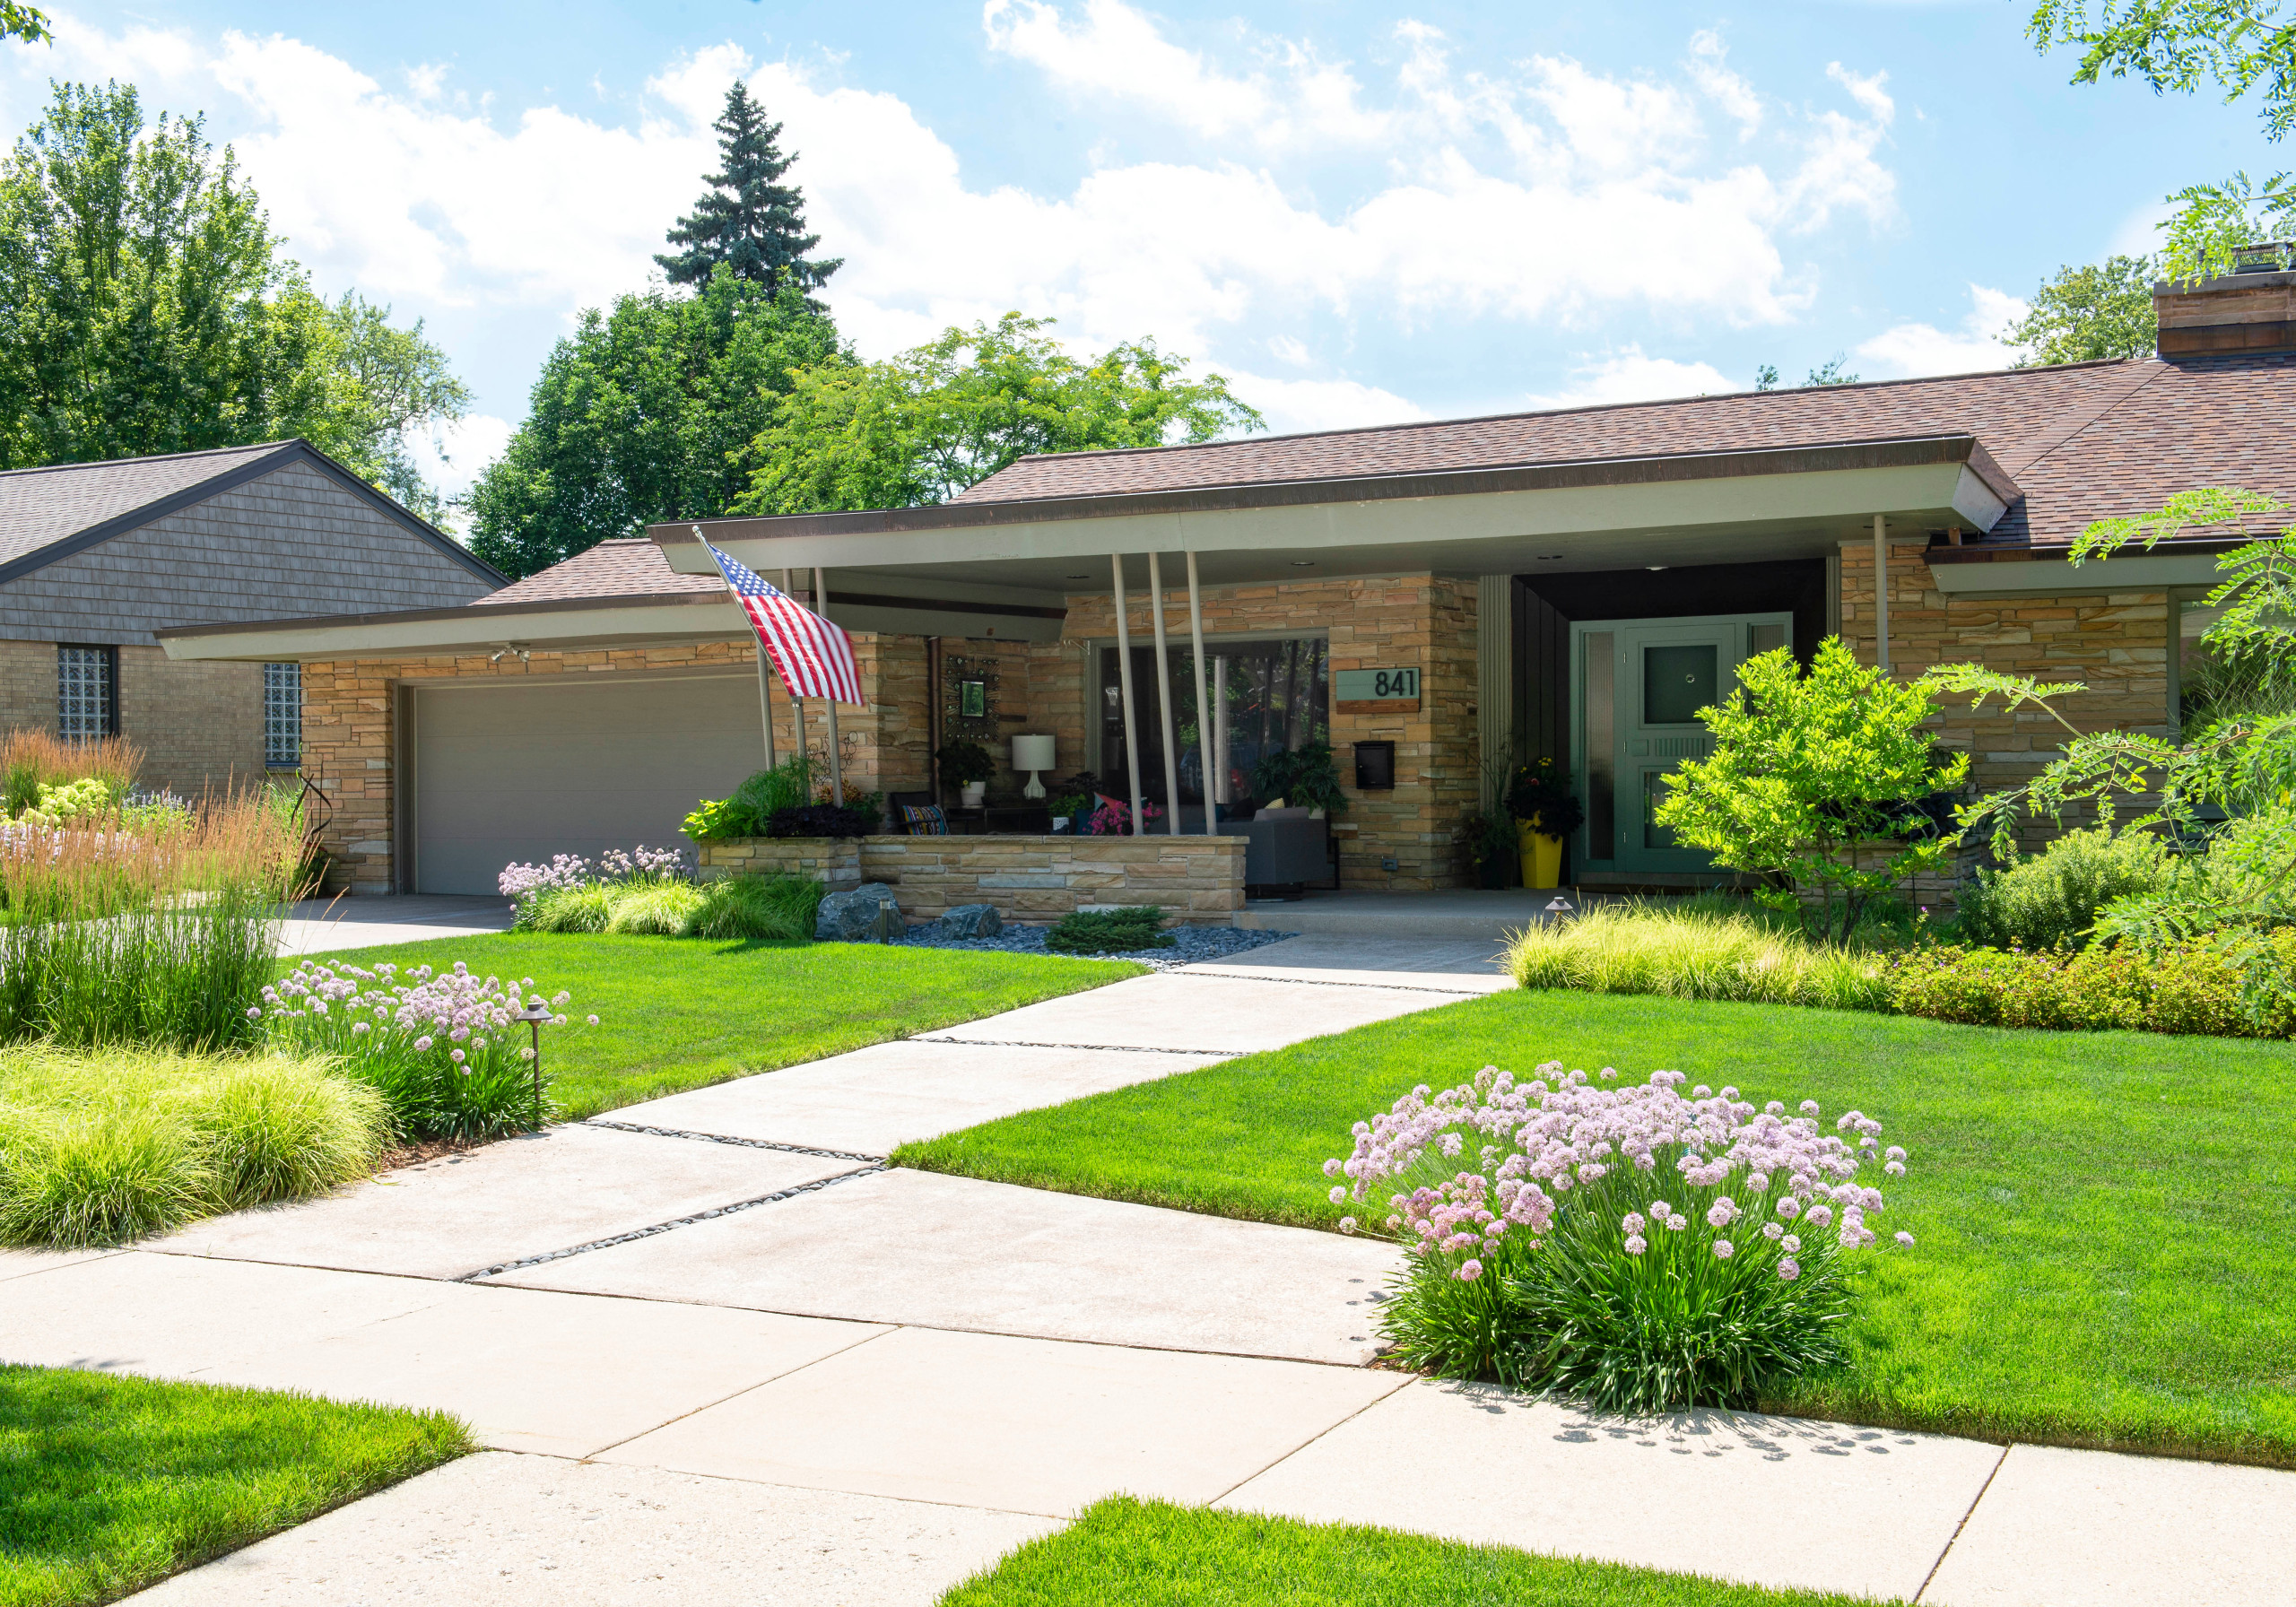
[1057, 573, 1481, 890]
[0, 638, 270, 795]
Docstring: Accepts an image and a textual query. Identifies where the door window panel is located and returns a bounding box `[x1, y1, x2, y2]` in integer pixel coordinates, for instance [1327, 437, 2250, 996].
[1583, 632, 1614, 857]
[1643, 644, 1718, 725]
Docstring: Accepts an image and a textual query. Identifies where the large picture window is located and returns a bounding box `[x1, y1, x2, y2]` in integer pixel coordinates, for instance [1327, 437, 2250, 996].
[1095, 636, 1328, 808]
[57, 645, 117, 741]
[264, 662, 301, 769]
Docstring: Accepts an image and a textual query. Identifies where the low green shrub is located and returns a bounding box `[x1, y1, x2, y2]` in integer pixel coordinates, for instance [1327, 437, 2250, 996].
[1886, 934, 2296, 1036]
[1507, 902, 1890, 1011]
[1339, 1063, 1904, 1412]
[0, 1047, 384, 1247]
[1954, 827, 2164, 951]
[686, 873, 822, 941]
[1047, 905, 1174, 953]
[602, 881, 706, 935]
[515, 882, 613, 933]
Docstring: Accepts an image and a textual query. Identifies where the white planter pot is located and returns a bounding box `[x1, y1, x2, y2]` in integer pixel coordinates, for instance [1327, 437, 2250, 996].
[961, 781, 987, 807]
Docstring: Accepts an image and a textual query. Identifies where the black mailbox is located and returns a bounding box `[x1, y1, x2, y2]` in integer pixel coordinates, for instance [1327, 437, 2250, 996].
[1353, 740, 1396, 790]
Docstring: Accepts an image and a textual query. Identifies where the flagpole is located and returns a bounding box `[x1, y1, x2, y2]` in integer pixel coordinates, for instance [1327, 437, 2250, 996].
[698, 526, 775, 768]
[814, 567, 845, 808]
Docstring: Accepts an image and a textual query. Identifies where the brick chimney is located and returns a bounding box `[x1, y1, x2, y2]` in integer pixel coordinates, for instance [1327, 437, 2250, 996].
[2154, 248, 2296, 357]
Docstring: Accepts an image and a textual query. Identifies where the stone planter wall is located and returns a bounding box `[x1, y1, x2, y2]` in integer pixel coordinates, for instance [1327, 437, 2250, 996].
[696, 838, 862, 885]
[700, 832, 1247, 924]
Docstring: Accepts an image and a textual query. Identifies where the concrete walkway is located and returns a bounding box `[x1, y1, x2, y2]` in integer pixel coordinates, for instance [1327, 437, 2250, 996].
[0, 934, 2282, 1605]
[277, 893, 514, 956]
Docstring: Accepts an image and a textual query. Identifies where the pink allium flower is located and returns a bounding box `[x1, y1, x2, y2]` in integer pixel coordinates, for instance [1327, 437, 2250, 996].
[1706, 1198, 1737, 1228]
[1782, 1234, 1801, 1253]
[1324, 1159, 1344, 1177]
[1747, 1172, 1770, 1192]
[1777, 1196, 1801, 1219]
[1457, 1259, 1483, 1281]
[1712, 1239, 1734, 1259]
[245, 1006, 260, 1019]
[1762, 1221, 1784, 1241]
[1339, 1217, 1358, 1234]
[414, 1036, 433, 1051]
[1666, 1215, 1687, 1231]
[1806, 1204, 1833, 1228]
[450, 1048, 465, 1063]
[1621, 1212, 1645, 1236]
[1624, 1235, 1648, 1255]
[1329, 1186, 1347, 1203]
[1885, 1160, 1905, 1176]
[1800, 1100, 1820, 1116]
[1895, 1230, 1915, 1247]
[1777, 1257, 1801, 1281]
[1885, 1145, 1907, 1161]
[1765, 1100, 1785, 1116]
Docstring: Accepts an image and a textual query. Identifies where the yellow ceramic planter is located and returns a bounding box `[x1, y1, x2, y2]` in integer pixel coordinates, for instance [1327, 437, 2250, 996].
[1517, 819, 1564, 890]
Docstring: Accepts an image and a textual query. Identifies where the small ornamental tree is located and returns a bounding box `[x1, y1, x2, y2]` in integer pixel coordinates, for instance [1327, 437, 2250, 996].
[1655, 638, 1968, 941]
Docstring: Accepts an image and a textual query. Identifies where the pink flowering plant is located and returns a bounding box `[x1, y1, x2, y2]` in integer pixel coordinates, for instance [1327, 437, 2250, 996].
[257, 960, 598, 1142]
[502, 844, 691, 933]
[1327, 1061, 1912, 1412]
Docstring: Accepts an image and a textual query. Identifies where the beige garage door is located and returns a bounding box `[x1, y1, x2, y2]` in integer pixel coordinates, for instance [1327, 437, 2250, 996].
[410, 674, 767, 895]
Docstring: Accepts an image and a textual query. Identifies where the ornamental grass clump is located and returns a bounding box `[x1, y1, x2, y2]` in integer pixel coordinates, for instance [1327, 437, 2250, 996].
[1507, 901, 1890, 1011]
[1332, 1062, 1911, 1413]
[258, 960, 597, 1142]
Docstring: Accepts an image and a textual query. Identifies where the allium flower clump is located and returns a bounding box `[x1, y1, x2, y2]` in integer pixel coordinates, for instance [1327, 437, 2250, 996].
[259, 960, 591, 1142]
[1329, 1061, 1913, 1412]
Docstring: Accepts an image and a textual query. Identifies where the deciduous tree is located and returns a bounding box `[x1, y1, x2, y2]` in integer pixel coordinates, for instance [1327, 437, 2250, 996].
[2004, 254, 2161, 362]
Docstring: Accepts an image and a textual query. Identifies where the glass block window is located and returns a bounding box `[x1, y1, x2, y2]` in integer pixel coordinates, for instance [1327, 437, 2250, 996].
[57, 646, 116, 741]
[264, 662, 301, 769]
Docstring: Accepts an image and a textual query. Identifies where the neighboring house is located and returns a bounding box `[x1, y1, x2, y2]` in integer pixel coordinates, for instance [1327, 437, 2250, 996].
[161, 269, 2296, 896]
[0, 440, 503, 795]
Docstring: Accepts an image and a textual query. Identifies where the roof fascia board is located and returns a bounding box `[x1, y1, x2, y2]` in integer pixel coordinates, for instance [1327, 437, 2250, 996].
[657, 435, 2010, 555]
[1928, 551, 2225, 595]
[673, 459, 2000, 576]
[0, 440, 507, 590]
[161, 594, 743, 662]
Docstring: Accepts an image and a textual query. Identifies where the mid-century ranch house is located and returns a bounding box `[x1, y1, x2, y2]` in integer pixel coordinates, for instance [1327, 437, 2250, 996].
[0, 440, 502, 794]
[161, 270, 2296, 911]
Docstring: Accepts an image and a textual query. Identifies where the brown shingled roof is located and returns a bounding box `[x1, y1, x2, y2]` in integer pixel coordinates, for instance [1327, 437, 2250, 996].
[475, 538, 726, 605]
[951, 355, 2296, 548]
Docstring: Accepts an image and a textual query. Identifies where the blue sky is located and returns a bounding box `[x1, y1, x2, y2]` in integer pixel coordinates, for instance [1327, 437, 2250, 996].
[2, 2, 2277, 504]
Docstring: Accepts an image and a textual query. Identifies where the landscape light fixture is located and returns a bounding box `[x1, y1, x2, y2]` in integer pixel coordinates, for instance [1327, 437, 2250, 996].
[1544, 895, 1576, 918]
[514, 997, 554, 1114]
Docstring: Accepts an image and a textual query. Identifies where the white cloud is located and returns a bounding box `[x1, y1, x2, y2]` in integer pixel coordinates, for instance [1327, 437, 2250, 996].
[1855, 283, 2028, 377]
[407, 413, 517, 508]
[1687, 30, 1762, 138]
[1227, 371, 1431, 434]
[1521, 346, 1739, 410]
[1784, 63, 1897, 231]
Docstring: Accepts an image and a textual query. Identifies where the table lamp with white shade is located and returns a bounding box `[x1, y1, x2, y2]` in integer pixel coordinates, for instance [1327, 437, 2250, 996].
[1012, 734, 1057, 800]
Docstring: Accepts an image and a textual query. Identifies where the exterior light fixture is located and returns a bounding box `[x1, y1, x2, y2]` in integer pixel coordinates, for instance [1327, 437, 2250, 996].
[490, 643, 532, 664]
[1644, 565, 1667, 572]
[514, 997, 554, 1115]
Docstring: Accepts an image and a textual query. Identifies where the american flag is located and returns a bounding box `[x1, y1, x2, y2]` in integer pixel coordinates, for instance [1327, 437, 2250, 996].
[700, 536, 863, 706]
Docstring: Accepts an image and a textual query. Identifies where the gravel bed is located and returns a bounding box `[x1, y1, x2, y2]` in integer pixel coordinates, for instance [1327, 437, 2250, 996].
[886, 919, 1297, 970]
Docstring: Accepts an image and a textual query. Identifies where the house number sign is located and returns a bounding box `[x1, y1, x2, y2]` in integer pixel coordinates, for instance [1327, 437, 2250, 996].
[1335, 666, 1421, 713]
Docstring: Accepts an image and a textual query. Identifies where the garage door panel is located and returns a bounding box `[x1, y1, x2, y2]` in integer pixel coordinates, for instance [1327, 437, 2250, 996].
[413, 677, 766, 895]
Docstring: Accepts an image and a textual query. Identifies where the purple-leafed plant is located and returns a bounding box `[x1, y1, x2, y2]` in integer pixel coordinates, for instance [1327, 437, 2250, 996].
[257, 960, 598, 1142]
[1328, 1062, 1913, 1412]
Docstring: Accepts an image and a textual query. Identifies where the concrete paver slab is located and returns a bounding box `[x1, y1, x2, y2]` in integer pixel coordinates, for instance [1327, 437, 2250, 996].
[0, 1246, 122, 1283]
[1217, 1379, 2004, 1603]
[1179, 933, 1514, 993]
[194, 1281, 889, 1457]
[598, 1324, 1407, 1516]
[1923, 1443, 2296, 1607]
[152, 1125, 865, 1280]
[602, 1039, 1225, 1155]
[0, 1253, 445, 1377]
[126, 1450, 1057, 1605]
[925, 970, 1466, 1054]
[488, 1168, 1400, 1363]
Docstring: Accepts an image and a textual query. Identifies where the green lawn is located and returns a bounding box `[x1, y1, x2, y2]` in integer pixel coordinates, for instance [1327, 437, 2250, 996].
[942, 1497, 1884, 1606]
[897, 988, 2296, 1467]
[0, 1364, 469, 1606]
[304, 934, 1144, 1120]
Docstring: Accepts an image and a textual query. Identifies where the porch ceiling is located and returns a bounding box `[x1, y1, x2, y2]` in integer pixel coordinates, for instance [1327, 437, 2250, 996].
[657, 436, 2013, 600]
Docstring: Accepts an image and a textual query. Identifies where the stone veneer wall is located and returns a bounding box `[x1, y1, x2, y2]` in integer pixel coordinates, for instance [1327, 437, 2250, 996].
[1057, 573, 1480, 890]
[692, 838, 863, 886]
[703, 832, 1246, 924]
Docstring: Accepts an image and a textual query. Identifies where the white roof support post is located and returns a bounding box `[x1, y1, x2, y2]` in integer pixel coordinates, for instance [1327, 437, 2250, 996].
[1110, 554, 1146, 835]
[1185, 551, 1215, 836]
[1872, 514, 1892, 673]
[1148, 551, 1183, 836]
[815, 567, 845, 805]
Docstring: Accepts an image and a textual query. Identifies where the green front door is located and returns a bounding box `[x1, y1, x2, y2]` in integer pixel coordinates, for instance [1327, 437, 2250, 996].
[1570, 612, 1790, 875]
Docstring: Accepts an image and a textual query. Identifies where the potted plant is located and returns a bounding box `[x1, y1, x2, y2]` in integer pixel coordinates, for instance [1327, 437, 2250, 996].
[1458, 804, 1518, 890]
[1047, 790, 1090, 832]
[935, 740, 996, 808]
[1248, 742, 1348, 817]
[1506, 759, 1584, 890]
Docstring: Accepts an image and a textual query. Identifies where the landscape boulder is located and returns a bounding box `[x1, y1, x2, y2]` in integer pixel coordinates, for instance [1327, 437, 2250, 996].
[817, 882, 902, 942]
[940, 902, 1003, 940]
